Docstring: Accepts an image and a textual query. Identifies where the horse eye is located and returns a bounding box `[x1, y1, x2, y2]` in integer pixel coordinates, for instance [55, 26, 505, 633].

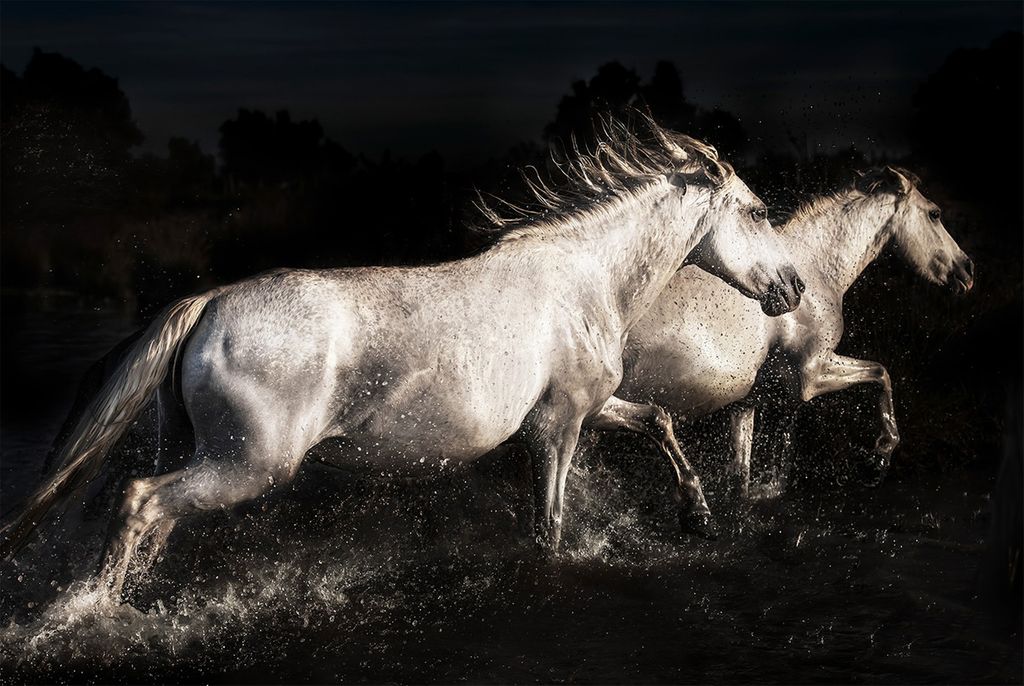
[750, 207, 767, 222]
[928, 209, 941, 222]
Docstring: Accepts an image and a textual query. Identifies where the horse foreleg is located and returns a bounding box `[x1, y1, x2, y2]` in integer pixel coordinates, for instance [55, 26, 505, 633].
[526, 426, 581, 551]
[801, 353, 899, 484]
[765, 410, 797, 491]
[586, 396, 716, 540]
[728, 406, 755, 498]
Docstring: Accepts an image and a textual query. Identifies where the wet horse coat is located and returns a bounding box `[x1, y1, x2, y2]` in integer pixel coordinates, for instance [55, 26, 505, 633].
[1, 119, 803, 600]
[617, 167, 974, 492]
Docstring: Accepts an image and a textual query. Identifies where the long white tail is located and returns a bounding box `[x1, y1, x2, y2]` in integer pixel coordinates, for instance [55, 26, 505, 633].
[0, 288, 223, 559]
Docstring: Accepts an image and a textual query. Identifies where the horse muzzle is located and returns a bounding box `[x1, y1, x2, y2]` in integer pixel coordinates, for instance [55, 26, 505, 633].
[758, 268, 804, 316]
[949, 255, 975, 295]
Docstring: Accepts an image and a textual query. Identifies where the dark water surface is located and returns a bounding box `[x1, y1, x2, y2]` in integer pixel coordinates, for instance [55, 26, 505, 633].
[0, 297, 1019, 684]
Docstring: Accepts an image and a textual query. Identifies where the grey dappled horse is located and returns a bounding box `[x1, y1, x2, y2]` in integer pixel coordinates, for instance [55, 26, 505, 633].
[617, 167, 974, 494]
[1, 117, 804, 602]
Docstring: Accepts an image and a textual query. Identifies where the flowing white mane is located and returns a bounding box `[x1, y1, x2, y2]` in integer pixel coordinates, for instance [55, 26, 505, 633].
[784, 166, 921, 230]
[475, 112, 734, 237]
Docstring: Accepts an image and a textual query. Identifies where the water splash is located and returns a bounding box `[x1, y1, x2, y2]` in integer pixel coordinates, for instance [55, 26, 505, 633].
[1, 443, 1013, 683]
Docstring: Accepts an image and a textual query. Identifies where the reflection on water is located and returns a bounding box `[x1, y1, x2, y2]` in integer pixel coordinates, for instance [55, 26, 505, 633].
[0, 296, 1019, 683]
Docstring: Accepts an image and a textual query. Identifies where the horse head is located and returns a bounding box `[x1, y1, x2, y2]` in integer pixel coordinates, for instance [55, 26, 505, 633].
[681, 170, 804, 316]
[861, 166, 974, 295]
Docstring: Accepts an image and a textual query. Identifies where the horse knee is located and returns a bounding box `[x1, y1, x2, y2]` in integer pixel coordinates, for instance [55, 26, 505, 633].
[649, 405, 674, 438]
[877, 367, 893, 391]
[119, 477, 158, 518]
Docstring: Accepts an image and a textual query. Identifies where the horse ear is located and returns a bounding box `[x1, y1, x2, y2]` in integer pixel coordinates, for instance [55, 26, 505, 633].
[856, 167, 914, 196]
[884, 166, 914, 195]
[667, 172, 688, 192]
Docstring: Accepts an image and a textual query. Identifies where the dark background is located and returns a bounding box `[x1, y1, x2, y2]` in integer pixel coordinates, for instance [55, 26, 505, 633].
[1, 2, 1020, 306]
[0, 2, 1021, 683]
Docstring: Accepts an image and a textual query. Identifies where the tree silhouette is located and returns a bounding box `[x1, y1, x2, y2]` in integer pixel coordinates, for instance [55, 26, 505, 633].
[1, 65, 23, 120]
[1, 49, 144, 220]
[19, 48, 142, 146]
[133, 137, 219, 210]
[639, 60, 697, 133]
[544, 60, 747, 159]
[219, 109, 353, 188]
[544, 62, 641, 146]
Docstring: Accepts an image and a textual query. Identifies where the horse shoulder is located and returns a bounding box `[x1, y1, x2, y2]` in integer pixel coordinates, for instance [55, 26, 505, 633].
[775, 264, 843, 349]
[638, 266, 771, 368]
[769, 285, 846, 406]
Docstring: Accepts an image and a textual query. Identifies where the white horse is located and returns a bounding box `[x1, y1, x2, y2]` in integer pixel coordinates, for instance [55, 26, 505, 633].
[617, 166, 974, 494]
[0, 117, 804, 600]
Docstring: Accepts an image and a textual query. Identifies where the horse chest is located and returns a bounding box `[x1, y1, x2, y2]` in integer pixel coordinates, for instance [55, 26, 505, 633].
[778, 290, 844, 358]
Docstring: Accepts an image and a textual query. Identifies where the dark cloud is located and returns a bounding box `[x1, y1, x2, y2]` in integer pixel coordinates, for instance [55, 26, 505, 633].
[2, 1, 1020, 163]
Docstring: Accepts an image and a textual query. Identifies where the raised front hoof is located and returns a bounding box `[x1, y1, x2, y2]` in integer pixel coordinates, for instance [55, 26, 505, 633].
[852, 447, 890, 487]
[679, 510, 719, 541]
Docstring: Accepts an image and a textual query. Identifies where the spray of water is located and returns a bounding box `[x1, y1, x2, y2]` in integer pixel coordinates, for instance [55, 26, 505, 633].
[0, 444, 694, 678]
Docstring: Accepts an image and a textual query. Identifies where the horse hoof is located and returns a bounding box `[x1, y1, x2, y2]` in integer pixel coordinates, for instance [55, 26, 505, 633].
[680, 510, 719, 541]
[853, 447, 888, 487]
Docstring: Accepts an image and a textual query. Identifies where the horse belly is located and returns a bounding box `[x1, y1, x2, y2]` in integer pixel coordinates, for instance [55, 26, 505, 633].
[326, 365, 541, 470]
[621, 337, 765, 419]
[658, 363, 758, 418]
[326, 407, 523, 471]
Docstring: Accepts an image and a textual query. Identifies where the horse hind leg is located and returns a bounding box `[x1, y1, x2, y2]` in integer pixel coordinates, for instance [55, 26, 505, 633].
[99, 471, 181, 601]
[154, 382, 195, 475]
[105, 384, 197, 550]
[99, 448, 300, 603]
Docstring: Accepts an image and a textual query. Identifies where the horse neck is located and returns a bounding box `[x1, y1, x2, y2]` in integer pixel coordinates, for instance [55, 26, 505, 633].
[498, 182, 710, 332]
[785, 193, 897, 295]
[605, 187, 712, 330]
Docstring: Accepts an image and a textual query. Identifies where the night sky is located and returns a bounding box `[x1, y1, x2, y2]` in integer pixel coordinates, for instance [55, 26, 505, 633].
[2, 1, 1021, 164]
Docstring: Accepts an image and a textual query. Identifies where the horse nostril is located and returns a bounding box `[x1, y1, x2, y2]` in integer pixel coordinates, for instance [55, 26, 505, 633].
[794, 275, 806, 294]
[965, 258, 975, 279]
